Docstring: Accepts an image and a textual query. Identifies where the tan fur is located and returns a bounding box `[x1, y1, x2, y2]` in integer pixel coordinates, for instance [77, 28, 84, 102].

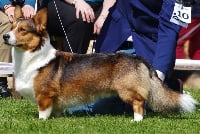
[14, 6, 23, 21]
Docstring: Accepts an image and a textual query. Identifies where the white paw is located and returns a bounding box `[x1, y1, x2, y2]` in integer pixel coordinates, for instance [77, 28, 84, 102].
[38, 106, 52, 120]
[132, 112, 143, 122]
[39, 114, 48, 120]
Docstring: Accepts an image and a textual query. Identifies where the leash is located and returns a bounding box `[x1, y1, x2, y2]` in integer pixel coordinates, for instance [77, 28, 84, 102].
[53, 0, 74, 53]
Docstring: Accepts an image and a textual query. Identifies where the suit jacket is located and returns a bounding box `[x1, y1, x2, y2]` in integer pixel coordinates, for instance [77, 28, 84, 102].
[95, 0, 181, 74]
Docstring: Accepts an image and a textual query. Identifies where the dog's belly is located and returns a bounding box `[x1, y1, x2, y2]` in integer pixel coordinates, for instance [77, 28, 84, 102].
[59, 92, 116, 109]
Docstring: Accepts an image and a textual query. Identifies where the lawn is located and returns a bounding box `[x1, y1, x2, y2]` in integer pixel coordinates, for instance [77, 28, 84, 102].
[0, 89, 200, 134]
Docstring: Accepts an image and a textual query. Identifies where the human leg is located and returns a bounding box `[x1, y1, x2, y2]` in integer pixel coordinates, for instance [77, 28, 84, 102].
[188, 18, 200, 60]
[189, 34, 200, 60]
[47, 0, 98, 53]
[177, 18, 200, 59]
[176, 27, 192, 59]
[0, 11, 12, 98]
[62, 20, 93, 53]
[0, 77, 12, 98]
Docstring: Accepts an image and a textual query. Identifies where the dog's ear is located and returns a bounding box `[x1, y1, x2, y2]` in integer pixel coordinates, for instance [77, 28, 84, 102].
[14, 5, 24, 20]
[33, 8, 47, 33]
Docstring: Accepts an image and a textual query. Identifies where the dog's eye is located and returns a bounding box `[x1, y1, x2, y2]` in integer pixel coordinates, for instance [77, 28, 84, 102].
[18, 27, 26, 32]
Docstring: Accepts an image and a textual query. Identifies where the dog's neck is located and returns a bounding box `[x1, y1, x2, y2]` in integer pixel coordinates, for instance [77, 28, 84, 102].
[13, 35, 57, 77]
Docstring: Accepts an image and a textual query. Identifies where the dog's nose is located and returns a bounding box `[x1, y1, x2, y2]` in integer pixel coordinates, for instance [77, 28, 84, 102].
[3, 34, 10, 41]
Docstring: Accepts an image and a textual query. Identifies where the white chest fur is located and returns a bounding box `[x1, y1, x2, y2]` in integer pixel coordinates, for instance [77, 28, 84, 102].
[13, 40, 57, 102]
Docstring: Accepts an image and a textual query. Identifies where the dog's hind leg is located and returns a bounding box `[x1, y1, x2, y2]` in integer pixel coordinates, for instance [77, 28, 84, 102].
[118, 90, 145, 122]
[131, 94, 145, 122]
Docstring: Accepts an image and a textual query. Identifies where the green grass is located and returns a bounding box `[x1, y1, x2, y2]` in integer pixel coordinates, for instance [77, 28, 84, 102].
[0, 89, 200, 134]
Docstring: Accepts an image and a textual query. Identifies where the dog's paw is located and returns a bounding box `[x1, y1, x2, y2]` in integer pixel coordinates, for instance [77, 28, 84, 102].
[131, 112, 143, 122]
[39, 115, 48, 120]
[38, 106, 52, 120]
[39, 111, 50, 120]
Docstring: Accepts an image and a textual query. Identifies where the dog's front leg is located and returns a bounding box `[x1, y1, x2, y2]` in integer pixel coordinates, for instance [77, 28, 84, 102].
[38, 105, 53, 120]
[37, 95, 53, 120]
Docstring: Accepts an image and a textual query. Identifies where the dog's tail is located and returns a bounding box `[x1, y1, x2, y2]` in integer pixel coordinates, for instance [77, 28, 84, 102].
[147, 72, 198, 113]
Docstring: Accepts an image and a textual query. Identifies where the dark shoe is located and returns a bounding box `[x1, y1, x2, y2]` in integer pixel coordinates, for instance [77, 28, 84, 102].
[0, 77, 12, 98]
[165, 78, 183, 93]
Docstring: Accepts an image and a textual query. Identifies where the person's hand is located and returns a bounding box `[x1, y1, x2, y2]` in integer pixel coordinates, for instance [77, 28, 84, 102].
[74, 0, 95, 23]
[93, 15, 106, 35]
[22, 5, 35, 19]
[4, 4, 15, 22]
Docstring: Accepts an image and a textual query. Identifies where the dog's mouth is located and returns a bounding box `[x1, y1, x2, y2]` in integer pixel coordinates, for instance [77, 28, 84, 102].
[3, 40, 16, 46]
[4, 41, 22, 48]
[3, 40, 13, 46]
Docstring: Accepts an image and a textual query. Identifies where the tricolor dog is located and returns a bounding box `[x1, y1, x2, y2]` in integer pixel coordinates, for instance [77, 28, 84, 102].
[3, 6, 198, 121]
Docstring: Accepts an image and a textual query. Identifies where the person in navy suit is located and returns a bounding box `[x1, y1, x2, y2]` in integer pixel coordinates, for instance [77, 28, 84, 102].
[95, 0, 182, 81]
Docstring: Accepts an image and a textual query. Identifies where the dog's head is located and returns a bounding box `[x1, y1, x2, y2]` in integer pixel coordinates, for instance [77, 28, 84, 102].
[3, 6, 48, 52]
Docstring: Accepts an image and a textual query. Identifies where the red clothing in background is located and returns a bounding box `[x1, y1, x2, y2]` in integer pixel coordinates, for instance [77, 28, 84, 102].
[176, 18, 200, 59]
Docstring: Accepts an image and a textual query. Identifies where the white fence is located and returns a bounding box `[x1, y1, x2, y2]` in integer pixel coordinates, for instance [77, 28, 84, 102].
[0, 59, 200, 75]
[0, 62, 14, 74]
[175, 59, 200, 70]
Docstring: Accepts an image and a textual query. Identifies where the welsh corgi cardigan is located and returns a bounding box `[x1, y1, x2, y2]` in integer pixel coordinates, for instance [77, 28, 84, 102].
[3, 6, 198, 121]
